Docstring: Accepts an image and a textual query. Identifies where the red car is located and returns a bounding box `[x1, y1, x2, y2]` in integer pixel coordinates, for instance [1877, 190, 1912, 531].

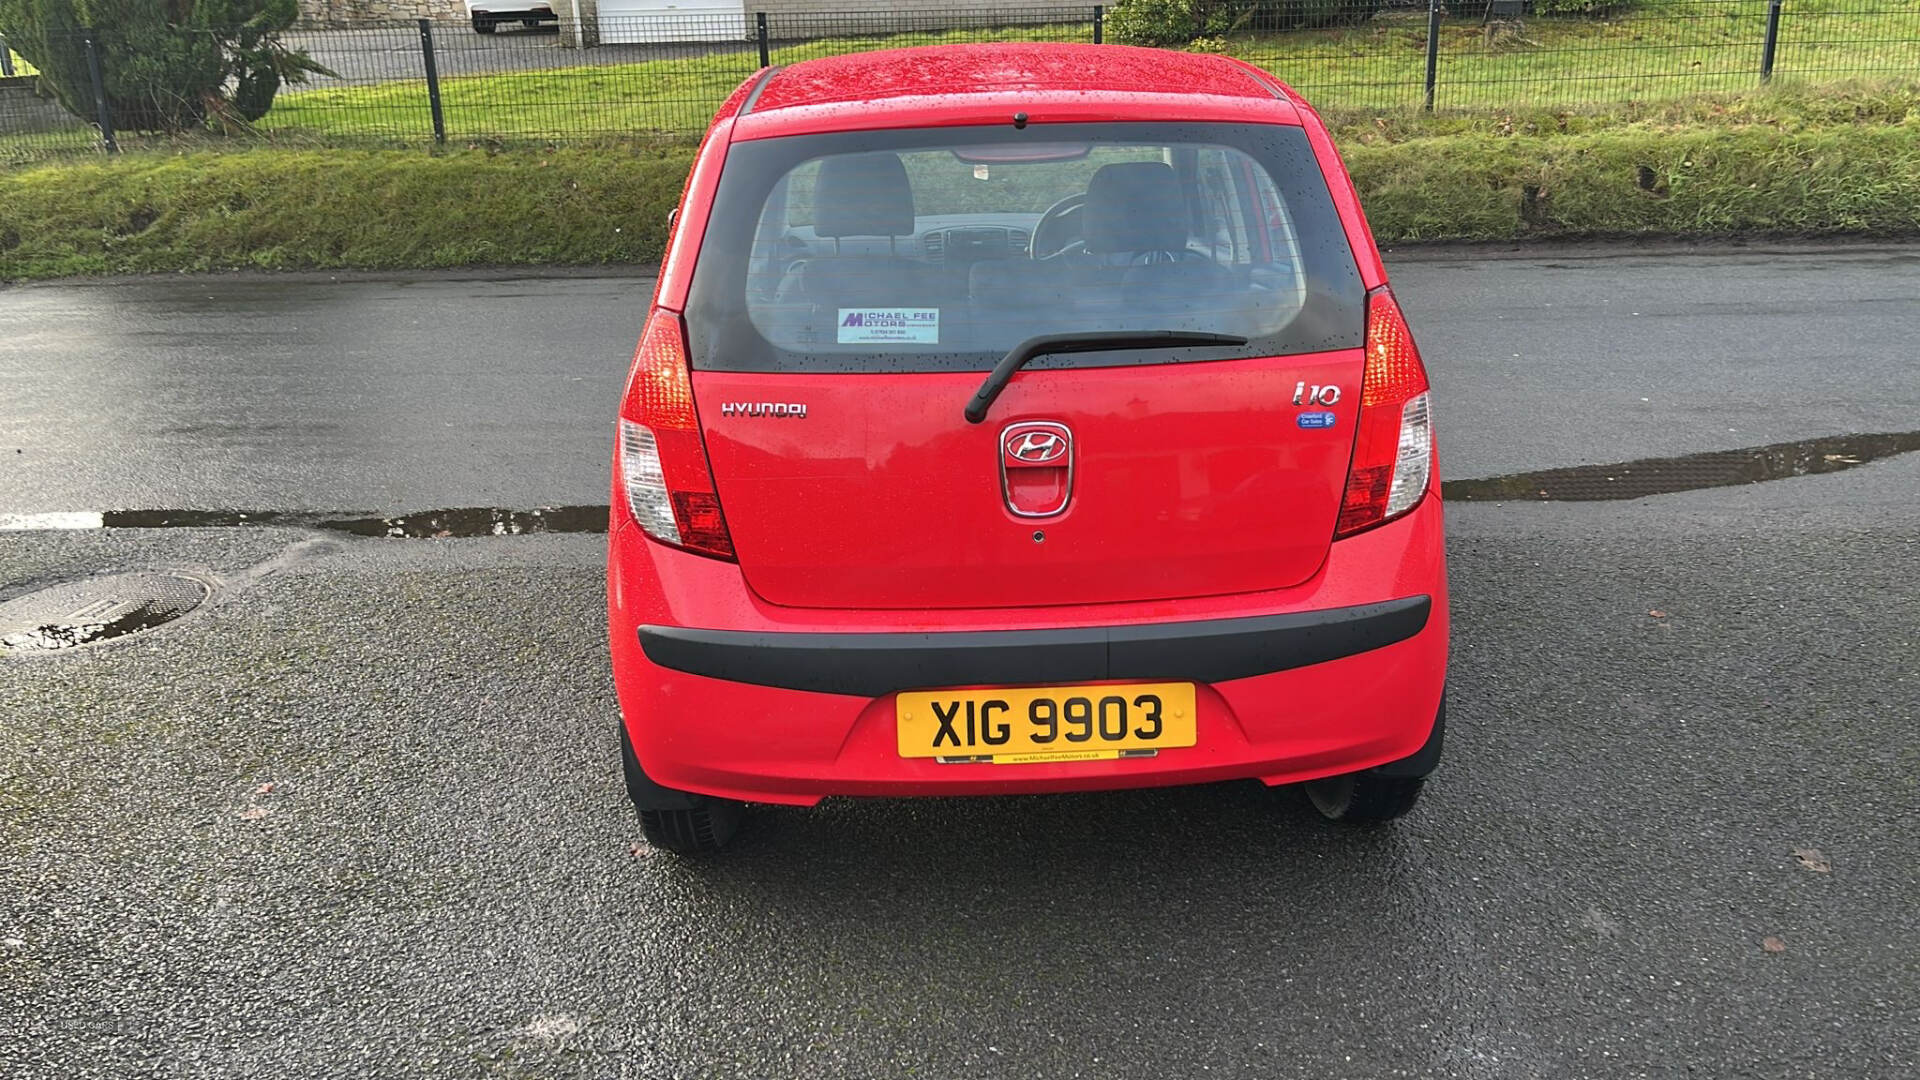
[609, 43, 1447, 853]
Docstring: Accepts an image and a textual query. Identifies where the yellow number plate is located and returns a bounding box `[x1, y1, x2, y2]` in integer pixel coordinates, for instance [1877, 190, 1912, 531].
[896, 682, 1196, 763]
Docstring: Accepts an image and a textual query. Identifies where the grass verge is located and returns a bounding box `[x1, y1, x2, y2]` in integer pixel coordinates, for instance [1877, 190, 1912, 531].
[0, 143, 694, 279]
[1345, 123, 1920, 243]
[1, 87, 1915, 281]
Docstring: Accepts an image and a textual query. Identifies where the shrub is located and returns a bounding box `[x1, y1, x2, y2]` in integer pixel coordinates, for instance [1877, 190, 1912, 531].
[1107, 0, 1234, 48]
[0, 0, 328, 132]
[1107, 0, 1381, 48]
[1532, 0, 1636, 14]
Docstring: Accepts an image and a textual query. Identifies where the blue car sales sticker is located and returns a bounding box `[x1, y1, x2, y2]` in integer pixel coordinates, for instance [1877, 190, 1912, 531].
[838, 308, 939, 344]
[1297, 411, 1338, 429]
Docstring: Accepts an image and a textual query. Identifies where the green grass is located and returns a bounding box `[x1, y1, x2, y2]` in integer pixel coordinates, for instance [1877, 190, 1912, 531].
[238, 2, 1920, 146]
[1225, 0, 1920, 109]
[0, 144, 694, 279]
[1320, 78, 1920, 144]
[4, 83, 1915, 281]
[4, 2, 1913, 155]
[1346, 122, 1920, 243]
[260, 23, 1077, 143]
[0, 126, 95, 166]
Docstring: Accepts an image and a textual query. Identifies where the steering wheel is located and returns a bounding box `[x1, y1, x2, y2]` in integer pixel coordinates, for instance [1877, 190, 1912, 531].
[1030, 193, 1085, 260]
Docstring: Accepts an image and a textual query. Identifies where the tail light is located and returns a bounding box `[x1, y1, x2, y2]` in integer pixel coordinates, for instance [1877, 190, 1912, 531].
[616, 308, 735, 559]
[1335, 286, 1434, 539]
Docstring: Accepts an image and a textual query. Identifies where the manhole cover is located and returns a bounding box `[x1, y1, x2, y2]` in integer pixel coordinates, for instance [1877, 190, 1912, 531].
[0, 571, 212, 653]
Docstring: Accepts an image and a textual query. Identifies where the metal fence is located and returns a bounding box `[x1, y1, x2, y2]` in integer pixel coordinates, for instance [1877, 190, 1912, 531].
[2, 1, 1916, 163]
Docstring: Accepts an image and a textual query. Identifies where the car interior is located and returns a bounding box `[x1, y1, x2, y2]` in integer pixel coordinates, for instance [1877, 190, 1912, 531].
[745, 143, 1309, 355]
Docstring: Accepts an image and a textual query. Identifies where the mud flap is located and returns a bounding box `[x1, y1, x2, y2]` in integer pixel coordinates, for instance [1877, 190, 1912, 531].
[1370, 695, 1445, 779]
[619, 719, 700, 811]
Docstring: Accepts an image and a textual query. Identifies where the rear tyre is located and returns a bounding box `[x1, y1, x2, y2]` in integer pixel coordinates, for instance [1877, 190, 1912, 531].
[1303, 696, 1444, 825]
[621, 719, 743, 854]
[639, 801, 743, 855]
[1305, 771, 1425, 824]
[472, 16, 497, 33]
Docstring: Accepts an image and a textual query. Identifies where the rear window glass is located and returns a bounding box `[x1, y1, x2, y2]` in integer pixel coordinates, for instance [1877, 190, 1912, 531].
[684, 122, 1364, 374]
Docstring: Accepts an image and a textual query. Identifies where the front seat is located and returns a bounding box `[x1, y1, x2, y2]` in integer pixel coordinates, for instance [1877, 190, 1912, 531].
[1081, 160, 1192, 265]
[1081, 161, 1236, 319]
[970, 161, 1193, 334]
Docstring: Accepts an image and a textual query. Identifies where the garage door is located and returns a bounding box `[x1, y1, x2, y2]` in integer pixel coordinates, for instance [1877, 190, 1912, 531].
[598, 0, 747, 43]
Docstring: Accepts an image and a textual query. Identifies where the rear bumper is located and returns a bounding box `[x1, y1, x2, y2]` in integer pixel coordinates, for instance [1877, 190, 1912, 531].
[609, 493, 1449, 806]
[639, 596, 1430, 696]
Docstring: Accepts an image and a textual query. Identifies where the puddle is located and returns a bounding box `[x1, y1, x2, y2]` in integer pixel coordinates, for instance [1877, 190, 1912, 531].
[1443, 431, 1920, 503]
[316, 505, 607, 538]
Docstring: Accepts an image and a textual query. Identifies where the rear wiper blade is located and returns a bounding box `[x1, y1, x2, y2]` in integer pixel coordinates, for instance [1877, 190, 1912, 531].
[964, 331, 1249, 424]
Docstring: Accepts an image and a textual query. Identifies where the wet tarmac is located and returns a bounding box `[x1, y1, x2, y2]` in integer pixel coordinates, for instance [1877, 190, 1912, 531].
[1443, 429, 1920, 502]
[5, 460, 1918, 1078]
[5, 248, 1920, 515]
[4, 246, 1920, 1079]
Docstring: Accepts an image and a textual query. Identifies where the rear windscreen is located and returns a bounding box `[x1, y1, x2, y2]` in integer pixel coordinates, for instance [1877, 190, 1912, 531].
[684, 122, 1364, 374]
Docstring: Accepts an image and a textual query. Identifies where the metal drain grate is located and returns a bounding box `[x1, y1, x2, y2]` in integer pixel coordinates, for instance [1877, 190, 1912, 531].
[0, 571, 211, 652]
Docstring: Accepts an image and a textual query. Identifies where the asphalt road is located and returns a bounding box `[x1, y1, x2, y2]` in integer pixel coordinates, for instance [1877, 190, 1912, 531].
[3, 246, 1918, 1078]
[4, 245, 1919, 515]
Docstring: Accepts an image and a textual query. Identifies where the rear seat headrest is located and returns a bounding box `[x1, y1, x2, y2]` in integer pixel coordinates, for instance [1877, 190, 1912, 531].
[812, 153, 916, 239]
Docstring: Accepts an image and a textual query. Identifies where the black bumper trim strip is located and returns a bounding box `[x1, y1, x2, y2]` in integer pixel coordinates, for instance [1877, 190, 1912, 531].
[638, 595, 1431, 697]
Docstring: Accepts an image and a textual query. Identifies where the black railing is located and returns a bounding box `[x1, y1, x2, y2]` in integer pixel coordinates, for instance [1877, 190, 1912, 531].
[1, 1, 1915, 163]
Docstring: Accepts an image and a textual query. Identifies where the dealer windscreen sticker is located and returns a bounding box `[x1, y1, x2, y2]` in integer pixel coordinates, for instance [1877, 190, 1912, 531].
[838, 308, 940, 344]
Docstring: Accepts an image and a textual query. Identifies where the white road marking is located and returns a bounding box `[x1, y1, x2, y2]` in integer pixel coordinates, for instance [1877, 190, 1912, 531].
[0, 512, 104, 531]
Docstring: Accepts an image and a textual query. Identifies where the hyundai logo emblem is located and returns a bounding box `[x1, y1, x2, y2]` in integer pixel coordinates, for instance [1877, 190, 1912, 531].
[1007, 430, 1067, 464]
[999, 421, 1074, 518]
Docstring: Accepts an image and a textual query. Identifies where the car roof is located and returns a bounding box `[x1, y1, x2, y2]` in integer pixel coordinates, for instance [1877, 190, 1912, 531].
[733, 42, 1301, 140]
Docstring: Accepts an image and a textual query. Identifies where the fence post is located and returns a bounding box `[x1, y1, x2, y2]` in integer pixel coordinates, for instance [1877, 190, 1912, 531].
[756, 12, 770, 68]
[1423, 0, 1440, 111]
[418, 19, 446, 144]
[1093, 5, 1104, 44]
[1, 35, 15, 78]
[81, 28, 117, 153]
[1760, 0, 1783, 83]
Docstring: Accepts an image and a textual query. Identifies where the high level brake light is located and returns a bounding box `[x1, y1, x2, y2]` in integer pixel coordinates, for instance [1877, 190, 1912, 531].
[1335, 286, 1434, 539]
[616, 308, 735, 560]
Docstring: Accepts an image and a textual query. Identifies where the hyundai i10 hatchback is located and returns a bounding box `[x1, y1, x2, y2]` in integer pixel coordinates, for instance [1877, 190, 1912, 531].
[609, 42, 1448, 853]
